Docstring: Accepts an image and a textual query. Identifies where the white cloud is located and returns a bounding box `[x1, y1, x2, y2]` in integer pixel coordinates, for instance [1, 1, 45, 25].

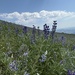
[0, 10, 75, 29]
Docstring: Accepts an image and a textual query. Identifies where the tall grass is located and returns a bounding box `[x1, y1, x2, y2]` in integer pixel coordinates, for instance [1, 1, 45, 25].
[0, 24, 75, 75]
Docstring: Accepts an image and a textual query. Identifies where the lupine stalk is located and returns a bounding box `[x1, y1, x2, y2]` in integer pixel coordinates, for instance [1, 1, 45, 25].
[43, 24, 50, 39]
[37, 26, 40, 36]
[31, 25, 36, 43]
[23, 26, 27, 34]
[51, 21, 57, 40]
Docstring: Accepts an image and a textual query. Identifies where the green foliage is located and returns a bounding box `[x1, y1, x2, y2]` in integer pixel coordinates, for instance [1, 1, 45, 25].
[0, 20, 75, 75]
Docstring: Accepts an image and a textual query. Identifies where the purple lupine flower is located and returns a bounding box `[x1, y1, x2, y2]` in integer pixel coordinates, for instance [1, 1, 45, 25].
[39, 51, 47, 62]
[67, 70, 73, 75]
[73, 72, 75, 75]
[37, 26, 40, 36]
[43, 24, 47, 38]
[72, 46, 75, 50]
[23, 26, 27, 34]
[43, 24, 50, 39]
[51, 21, 57, 39]
[9, 60, 18, 71]
[60, 36, 66, 46]
[47, 26, 50, 35]
[39, 54, 47, 62]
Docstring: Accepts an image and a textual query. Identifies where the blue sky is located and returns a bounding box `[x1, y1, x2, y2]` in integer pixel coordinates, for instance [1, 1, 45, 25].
[0, 0, 75, 13]
[0, 0, 75, 30]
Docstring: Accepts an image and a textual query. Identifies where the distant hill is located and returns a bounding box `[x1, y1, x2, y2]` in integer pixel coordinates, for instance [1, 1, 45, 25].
[0, 19, 75, 35]
[57, 27, 75, 34]
[0, 20, 25, 28]
[0, 20, 33, 31]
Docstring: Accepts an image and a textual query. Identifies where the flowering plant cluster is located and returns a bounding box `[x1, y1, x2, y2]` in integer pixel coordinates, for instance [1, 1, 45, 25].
[0, 21, 75, 75]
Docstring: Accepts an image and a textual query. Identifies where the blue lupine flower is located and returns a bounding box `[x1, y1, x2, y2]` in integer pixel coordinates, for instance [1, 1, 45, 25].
[37, 26, 40, 36]
[51, 21, 57, 39]
[59, 36, 66, 46]
[43, 24, 47, 38]
[67, 70, 75, 75]
[72, 46, 75, 50]
[23, 26, 27, 34]
[67, 70, 72, 75]
[43, 24, 50, 39]
[9, 60, 18, 71]
[46, 25, 50, 39]
[39, 51, 47, 62]
[73, 72, 75, 75]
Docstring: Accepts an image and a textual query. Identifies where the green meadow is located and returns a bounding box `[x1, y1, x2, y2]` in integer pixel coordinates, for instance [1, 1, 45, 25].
[0, 20, 75, 75]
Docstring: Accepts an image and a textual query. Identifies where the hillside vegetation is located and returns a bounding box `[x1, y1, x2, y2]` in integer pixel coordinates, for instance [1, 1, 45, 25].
[0, 20, 75, 75]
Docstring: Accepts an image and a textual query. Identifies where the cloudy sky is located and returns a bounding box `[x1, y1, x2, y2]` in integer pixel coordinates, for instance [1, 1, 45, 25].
[0, 0, 75, 30]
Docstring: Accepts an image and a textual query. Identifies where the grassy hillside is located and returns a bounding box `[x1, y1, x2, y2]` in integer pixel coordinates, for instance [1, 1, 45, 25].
[0, 20, 75, 75]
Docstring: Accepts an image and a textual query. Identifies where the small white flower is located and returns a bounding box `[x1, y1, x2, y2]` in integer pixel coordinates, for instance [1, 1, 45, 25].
[11, 54, 14, 58]
[23, 52, 28, 56]
[24, 71, 29, 75]
[37, 73, 40, 75]
[44, 50, 48, 55]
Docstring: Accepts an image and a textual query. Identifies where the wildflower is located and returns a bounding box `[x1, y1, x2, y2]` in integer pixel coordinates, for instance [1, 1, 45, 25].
[43, 24, 50, 39]
[39, 51, 47, 62]
[24, 71, 29, 75]
[72, 46, 75, 50]
[11, 54, 14, 58]
[67, 70, 72, 75]
[9, 60, 18, 71]
[37, 26, 40, 36]
[73, 72, 75, 75]
[67, 70, 75, 75]
[59, 36, 66, 46]
[51, 21, 57, 39]
[23, 52, 28, 56]
[37, 73, 40, 75]
[23, 26, 27, 34]
[44, 50, 48, 55]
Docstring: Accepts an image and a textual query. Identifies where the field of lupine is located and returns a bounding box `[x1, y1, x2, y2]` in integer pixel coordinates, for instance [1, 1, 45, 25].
[0, 21, 75, 75]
